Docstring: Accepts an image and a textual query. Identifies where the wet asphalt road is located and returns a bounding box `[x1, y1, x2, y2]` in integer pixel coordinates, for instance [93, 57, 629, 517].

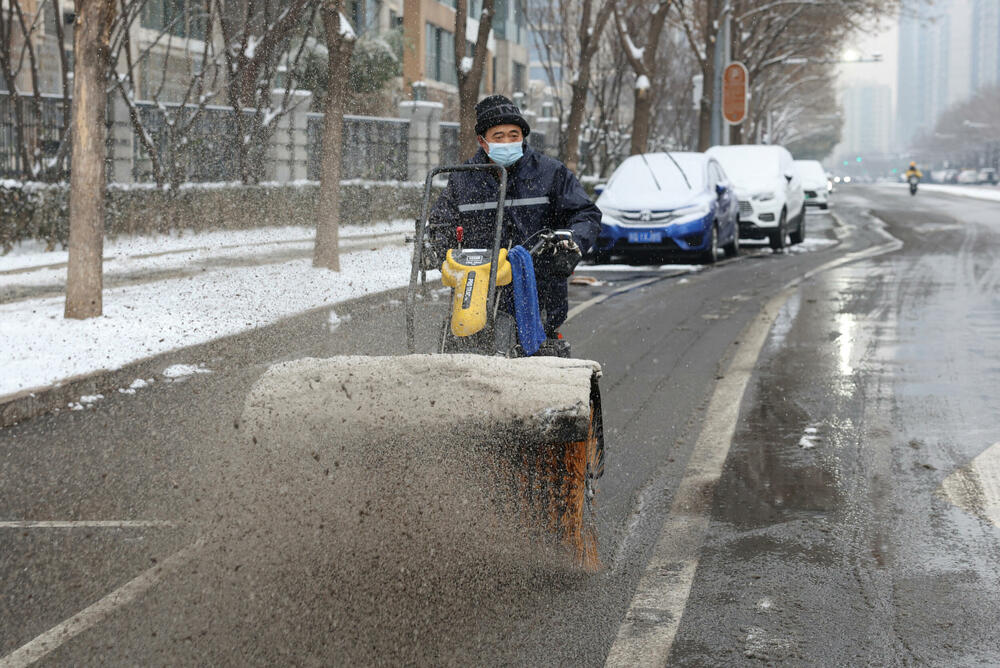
[1, 185, 998, 665]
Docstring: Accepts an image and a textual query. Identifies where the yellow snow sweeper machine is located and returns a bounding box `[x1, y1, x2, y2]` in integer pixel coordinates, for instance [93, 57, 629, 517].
[239, 164, 605, 571]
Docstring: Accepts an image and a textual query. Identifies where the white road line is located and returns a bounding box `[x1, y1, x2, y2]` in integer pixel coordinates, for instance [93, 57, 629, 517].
[603, 286, 796, 668]
[604, 217, 904, 667]
[0, 520, 175, 529]
[0, 538, 204, 668]
[938, 441, 1000, 528]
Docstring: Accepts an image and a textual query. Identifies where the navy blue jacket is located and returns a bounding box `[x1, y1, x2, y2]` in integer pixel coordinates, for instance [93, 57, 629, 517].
[429, 144, 601, 255]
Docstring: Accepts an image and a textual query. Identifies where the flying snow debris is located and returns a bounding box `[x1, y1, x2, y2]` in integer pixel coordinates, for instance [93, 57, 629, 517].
[636, 75, 651, 90]
[460, 56, 474, 74]
[162, 364, 213, 379]
[799, 425, 821, 449]
[327, 311, 351, 331]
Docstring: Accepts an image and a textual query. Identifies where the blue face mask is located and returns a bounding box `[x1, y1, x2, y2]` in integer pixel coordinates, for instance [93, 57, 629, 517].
[486, 141, 524, 167]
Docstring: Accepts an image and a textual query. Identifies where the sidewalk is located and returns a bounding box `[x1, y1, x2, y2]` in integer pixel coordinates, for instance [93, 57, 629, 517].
[0, 221, 424, 413]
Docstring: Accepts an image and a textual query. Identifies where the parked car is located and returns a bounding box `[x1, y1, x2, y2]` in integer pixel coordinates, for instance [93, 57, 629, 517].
[793, 159, 831, 209]
[957, 169, 979, 184]
[977, 167, 998, 185]
[940, 168, 959, 184]
[592, 152, 739, 264]
[707, 144, 805, 250]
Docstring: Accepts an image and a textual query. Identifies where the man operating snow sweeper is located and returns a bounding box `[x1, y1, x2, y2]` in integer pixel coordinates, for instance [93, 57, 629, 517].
[237, 96, 608, 574]
[427, 95, 601, 348]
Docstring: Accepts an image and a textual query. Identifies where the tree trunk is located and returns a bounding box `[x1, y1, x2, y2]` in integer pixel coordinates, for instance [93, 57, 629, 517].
[65, 0, 116, 320]
[458, 78, 480, 158]
[697, 60, 713, 151]
[314, 2, 356, 271]
[563, 75, 591, 174]
[455, 0, 495, 159]
[630, 87, 653, 155]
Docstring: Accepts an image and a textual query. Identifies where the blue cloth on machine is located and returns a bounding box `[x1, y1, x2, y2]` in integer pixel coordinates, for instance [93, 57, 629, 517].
[508, 245, 547, 356]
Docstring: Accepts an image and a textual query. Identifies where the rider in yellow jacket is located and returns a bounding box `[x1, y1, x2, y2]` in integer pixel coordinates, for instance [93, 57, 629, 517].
[905, 161, 923, 181]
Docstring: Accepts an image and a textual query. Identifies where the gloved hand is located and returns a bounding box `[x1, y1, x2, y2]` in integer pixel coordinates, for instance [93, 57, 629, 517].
[549, 237, 582, 277]
[420, 238, 442, 270]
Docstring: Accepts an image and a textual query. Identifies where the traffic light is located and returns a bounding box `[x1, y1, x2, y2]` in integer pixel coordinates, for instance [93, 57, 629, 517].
[856, 156, 863, 163]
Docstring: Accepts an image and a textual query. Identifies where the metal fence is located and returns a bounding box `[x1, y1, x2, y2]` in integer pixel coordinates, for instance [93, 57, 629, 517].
[307, 113, 409, 181]
[133, 102, 245, 183]
[439, 122, 460, 166]
[0, 92, 71, 179]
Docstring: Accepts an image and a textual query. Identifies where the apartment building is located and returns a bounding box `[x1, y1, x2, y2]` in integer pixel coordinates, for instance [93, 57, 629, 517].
[401, 0, 529, 118]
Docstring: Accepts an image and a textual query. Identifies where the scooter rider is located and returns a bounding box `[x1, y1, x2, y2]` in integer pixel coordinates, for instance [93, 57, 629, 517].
[428, 94, 601, 339]
[905, 161, 923, 181]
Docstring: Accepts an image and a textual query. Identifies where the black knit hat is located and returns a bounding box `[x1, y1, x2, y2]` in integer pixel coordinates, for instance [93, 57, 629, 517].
[475, 95, 531, 137]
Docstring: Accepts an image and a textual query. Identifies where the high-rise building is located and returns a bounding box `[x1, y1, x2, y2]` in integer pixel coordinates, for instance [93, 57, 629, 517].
[971, 0, 1000, 89]
[895, 0, 982, 149]
[839, 84, 893, 159]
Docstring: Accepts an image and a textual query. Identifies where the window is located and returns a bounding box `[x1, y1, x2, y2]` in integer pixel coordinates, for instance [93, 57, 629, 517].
[513, 62, 526, 93]
[349, 0, 382, 35]
[141, 0, 206, 40]
[425, 23, 456, 85]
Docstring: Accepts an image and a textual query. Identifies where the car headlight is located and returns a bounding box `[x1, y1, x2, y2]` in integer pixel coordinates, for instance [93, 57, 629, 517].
[753, 192, 776, 202]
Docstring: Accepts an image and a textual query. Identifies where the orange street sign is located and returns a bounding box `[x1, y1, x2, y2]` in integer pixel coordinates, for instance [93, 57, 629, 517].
[722, 62, 748, 125]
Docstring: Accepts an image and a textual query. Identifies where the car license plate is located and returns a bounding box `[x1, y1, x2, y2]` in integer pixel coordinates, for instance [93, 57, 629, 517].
[628, 231, 661, 244]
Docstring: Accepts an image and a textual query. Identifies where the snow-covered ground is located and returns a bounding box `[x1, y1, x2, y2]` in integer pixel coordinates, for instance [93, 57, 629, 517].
[0, 223, 425, 400]
[1, 220, 412, 273]
[880, 182, 1000, 202]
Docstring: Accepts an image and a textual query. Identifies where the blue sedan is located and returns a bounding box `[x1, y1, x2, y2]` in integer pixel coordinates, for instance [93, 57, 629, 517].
[591, 152, 739, 263]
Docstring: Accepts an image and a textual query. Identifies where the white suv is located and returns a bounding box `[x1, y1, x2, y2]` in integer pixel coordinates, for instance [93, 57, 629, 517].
[707, 144, 806, 250]
[794, 159, 831, 209]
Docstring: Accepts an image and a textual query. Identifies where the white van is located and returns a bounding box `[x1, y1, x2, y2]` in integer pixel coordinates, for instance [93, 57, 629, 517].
[706, 144, 806, 250]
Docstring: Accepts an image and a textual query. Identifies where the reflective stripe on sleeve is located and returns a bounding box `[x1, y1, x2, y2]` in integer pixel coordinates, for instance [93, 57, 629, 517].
[457, 196, 550, 212]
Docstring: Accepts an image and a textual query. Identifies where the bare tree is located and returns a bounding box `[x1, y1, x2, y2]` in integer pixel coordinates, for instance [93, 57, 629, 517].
[108, 0, 225, 188]
[0, 0, 73, 180]
[313, 0, 356, 271]
[65, 0, 118, 319]
[454, 0, 496, 156]
[614, 0, 672, 155]
[563, 0, 616, 173]
[671, 0, 899, 149]
[521, 0, 617, 173]
[215, 0, 320, 183]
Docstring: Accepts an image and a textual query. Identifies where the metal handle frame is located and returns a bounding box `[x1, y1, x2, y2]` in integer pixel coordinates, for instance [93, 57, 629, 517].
[406, 163, 508, 353]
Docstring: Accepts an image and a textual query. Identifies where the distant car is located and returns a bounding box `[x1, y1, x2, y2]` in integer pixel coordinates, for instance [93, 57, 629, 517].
[593, 152, 740, 264]
[976, 167, 997, 185]
[794, 159, 830, 209]
[707, 144, 805, 250]
[957, 169, 979, 184]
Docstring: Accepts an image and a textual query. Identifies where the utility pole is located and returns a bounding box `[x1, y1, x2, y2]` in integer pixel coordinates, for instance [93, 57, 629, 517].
[709, 1, 731, 147]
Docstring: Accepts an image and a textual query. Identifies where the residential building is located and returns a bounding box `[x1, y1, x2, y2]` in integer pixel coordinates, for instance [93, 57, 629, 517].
[401, 0, 529, 118]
